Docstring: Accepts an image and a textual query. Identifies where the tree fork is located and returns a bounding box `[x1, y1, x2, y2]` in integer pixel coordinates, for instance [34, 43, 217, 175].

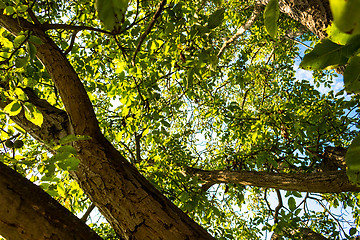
[0, 12, 214, 239]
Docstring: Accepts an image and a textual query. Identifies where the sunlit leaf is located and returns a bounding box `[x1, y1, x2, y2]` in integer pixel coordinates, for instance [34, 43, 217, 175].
[330, 0, 360, 35]
[300, 38, 360, 70]
[3, 101, 22, 116]
[264, 0, 279, 38]
[344, 49, 360, 93]
[23, 102, 43, 127]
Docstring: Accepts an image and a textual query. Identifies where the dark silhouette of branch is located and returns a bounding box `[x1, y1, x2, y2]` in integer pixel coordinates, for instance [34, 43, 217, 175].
[132, 0, 167, 66]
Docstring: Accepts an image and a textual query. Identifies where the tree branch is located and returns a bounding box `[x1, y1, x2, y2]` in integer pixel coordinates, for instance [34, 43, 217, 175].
[40, 23, 112, 35]
[217, 4, 262, 58]
[185, 167, 360, 193]
[132, 0, 167, 66]
[0, 161, 102, 240]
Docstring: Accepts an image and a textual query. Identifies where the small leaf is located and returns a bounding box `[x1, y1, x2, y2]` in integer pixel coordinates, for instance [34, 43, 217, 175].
[300, 38, 360, 70]
[14, 88, 28, 101]
[17, 5, 28, 13]
[29, 35, 43, 45]
[13, 34, 27, 47]
[3, 101, 22, 116]
[264, 0, 280, 38]
[4, 6, 15, 15]
[288, 197, 296, 211]
[23, 102, 43, 127]
[57, 145, 77, 155]
[330, 0, 360, 35]
[27, 43, 37, 60]
[207, 8, 225, 29]
[349, 227, 357, 236]
[344, 49, 360, 93]
[15, 56, 29, 68]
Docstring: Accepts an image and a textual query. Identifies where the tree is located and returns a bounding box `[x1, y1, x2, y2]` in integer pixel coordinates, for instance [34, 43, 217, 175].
[0, 0, 359, 239]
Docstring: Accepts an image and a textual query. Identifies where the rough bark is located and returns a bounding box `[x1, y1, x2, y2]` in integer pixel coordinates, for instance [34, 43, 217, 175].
[271, 227, 329, 240]
[0, 13, 214, 240]
[0, 161, 102, 240]
[186, 167, 360, 193]
[257, 0, 332, 39]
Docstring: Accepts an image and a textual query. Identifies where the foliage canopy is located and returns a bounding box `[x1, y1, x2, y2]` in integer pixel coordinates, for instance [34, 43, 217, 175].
[0, 0, 360, 239]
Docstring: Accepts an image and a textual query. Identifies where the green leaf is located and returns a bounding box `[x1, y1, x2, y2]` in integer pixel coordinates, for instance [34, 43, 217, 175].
[3, 101, 22, 116]
[207, 8, 225, 29]
[13, 34, 27, 47]
[17, 5, 28, 13]
[59, 134, 91, 144]
[27, 43, 37, 61]
[344, 49, 360, 93]
[53, 151, 73, 162]
[346, 133, 360, 185]
[59, 157, 80, 171]
[23, 102, 43, 127]
[300, 38, 360, 70]
[29, 35, 43, 45]
[288, 197, 296, 211]
[186, 68, 194, 88]
[326, 23, 358, 45]
[57, 145, 77, 155]
[15, 56, 29, 68]
[14, 88, 28, 101]
[4, 6, 15, 15]
[264, 0, 280, 38]
[95, 0, 129, 30]
[330, 0, 360, 35]
[349, 227, 357, 236]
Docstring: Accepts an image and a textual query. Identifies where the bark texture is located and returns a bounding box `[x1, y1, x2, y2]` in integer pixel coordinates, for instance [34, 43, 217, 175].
[271, 227, 329, 240]
[186, 167, 360, 193]
[257, 0, 332, 39]
[0, 13, 214, 240]
[0, 161, 102, 240]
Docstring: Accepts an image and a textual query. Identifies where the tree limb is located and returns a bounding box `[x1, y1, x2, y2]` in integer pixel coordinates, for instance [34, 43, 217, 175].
[217, 4, 262, 58]
[0, 161, 102, 240]
[185, 167, 360, 193]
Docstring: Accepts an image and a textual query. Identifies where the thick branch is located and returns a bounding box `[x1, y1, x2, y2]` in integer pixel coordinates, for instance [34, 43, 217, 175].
[0, 161, 102, 240]
[185, 167, 360, 193]
[0, 12, 214, 240]
[217, 4, 262, 57]
[0, 14, 102, 139]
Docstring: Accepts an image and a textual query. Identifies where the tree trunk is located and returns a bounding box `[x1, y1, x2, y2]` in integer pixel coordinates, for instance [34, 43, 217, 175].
[257, 0, 332, 39]
[0, 13, 214, 240]
[0, 161, 102, 240]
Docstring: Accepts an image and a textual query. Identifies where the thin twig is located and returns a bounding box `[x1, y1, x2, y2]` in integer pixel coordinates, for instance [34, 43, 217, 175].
[64, 30, 79, 55]
[40, 23, 112, 35]
[131, 0, 167, 66]
[217, 4, 262, 58]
